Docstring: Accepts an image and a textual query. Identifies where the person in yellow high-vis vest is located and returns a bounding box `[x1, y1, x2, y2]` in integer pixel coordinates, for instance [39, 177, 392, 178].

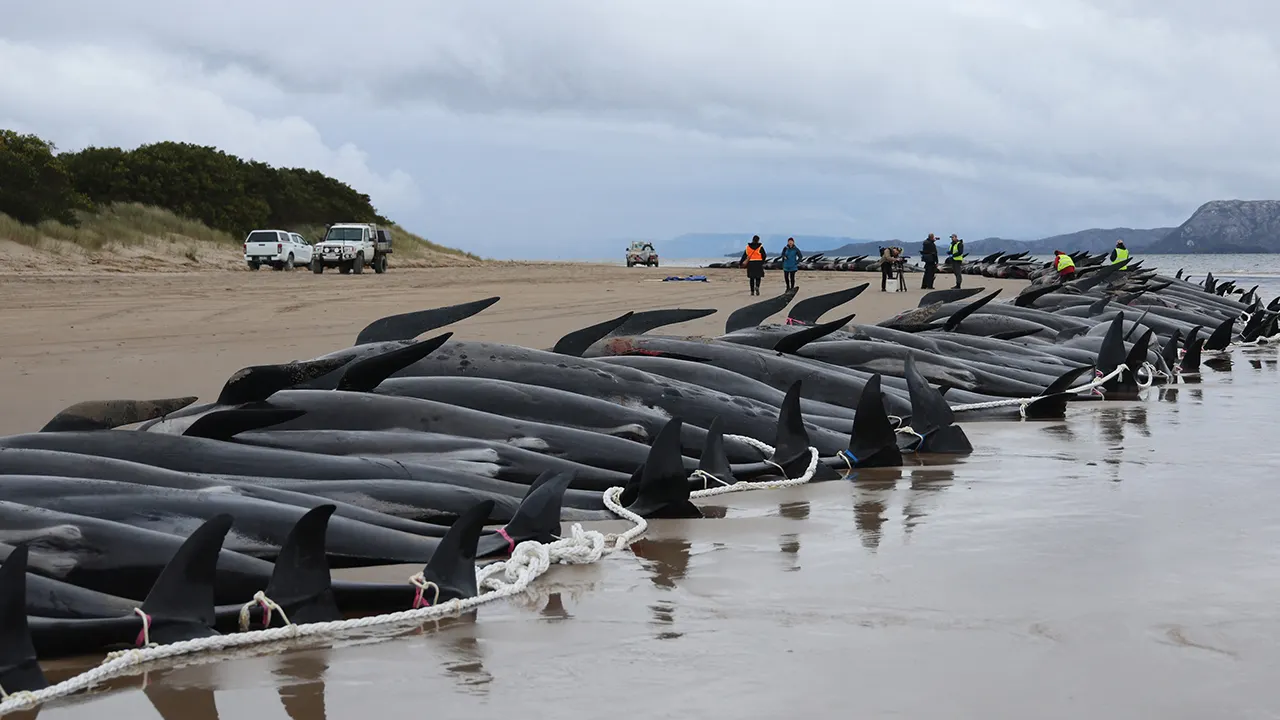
[1054, 250, 1076, 280]
[947, 233, 964, 288]
[1109, 239, 1130, 270]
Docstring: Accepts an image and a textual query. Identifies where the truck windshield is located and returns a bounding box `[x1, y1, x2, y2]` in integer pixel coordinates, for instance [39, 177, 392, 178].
[325, 228, 365, 242]
[246, 231, 279, 243]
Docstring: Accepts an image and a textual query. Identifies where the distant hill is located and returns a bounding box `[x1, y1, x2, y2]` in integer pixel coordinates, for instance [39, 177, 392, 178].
[662, 198, 1280, 260]
[1149, 200, 1280, 254]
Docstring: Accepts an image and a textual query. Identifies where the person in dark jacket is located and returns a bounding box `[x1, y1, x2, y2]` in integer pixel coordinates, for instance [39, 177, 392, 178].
[879, 245, 901, 291]
[920, 233, 939, 289]
[739, 235, 767, 295]
[780, 237, 802, 290]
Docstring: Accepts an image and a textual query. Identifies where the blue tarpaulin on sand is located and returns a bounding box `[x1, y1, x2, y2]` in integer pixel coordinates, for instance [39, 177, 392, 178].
[662, 275, 709, 282]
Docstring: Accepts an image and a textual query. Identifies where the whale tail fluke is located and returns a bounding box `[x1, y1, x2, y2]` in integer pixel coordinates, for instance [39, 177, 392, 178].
[138, 514, 232, 644]
[252, 505, 342, 627]
[846, 374, 903, 467]
[182, 408, 307, 441]
[481, 473, 569, 557]
[624, 418, 703, 519]
[354, 297, 500, 346]
[336, 333, 453, 392]
[0, 546, 49, 694]
[422, 499, 493, 603]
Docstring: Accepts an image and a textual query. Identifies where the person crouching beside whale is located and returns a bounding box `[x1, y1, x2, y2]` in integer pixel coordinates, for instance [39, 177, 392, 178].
[1053, 250, 1076, 281]
[740, 235, 767, 295]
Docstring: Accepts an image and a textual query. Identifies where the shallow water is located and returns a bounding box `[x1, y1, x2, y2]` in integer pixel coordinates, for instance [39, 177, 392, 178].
[26, 345, 1280, 719]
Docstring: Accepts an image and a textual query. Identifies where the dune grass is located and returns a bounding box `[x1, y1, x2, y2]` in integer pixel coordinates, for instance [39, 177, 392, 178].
[1, 203, 485, 261]
[0, 203, 239, 250]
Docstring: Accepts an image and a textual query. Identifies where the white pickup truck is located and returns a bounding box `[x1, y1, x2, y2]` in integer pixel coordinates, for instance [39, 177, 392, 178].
[243, 229, 314, 271]
[311, 223, 392, 274]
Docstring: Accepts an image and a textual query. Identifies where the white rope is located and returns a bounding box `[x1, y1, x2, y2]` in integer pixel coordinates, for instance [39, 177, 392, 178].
[949, 364, 1130, 416]
[0, 434, 818, 716]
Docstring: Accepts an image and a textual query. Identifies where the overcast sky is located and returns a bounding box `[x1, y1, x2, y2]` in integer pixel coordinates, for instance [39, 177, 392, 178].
[2, 1, 1277, 259]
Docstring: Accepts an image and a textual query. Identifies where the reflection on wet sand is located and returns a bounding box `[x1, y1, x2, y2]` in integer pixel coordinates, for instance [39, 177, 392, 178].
[631, 537, 692, 590]
[145, 669, 219, 719]
[852, 470, 900, 551]
[903, 467, 955, 537]
[777, 501, 807, 570]
[631, 537, 692, 640]
[274, 648, 329, 720]
[1041, 421, 1078, 445]
[430, 614, 492, 693]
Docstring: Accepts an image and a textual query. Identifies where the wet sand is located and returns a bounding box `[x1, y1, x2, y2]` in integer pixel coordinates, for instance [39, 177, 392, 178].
[8, 266, 1280, 719]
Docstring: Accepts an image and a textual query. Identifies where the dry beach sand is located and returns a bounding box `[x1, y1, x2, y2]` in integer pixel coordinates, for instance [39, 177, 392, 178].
[0, 263, 1028, 435]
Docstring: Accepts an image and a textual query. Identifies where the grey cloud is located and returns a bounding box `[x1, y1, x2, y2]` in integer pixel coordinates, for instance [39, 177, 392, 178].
[2, 1, 1279, 256]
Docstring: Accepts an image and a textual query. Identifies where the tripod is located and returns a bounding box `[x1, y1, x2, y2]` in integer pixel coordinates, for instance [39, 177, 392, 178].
[894, 260, 908, 292]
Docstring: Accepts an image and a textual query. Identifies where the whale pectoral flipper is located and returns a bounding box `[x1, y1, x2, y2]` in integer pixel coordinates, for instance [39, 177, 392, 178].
[39, 397, 201, 433]
[772, 314, 856, 355]
[724, 287, 799, 334]
[551, 312, 635, 357]
[942, 289, 1003, 333]
[610, 309, 718, 338]
[336, 333, 454, 392]
[182, 408, 308, 441]
[353, 296, 500, 346]
[0, 545, 49, 694]
[786, 284, 868, 326]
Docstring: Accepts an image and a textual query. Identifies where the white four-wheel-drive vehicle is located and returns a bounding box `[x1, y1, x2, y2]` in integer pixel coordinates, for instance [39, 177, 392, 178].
[311, 223, 393, 274]
[626, 241, 659, 267]
[243, 229, 314, 271]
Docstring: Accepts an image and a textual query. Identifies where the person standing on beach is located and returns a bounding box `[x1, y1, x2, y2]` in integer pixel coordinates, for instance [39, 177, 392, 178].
[740, 235, 767, 295]
[920, 233, 939, 289]
[947, 233, 964, 288]
[879, 245, 901, 291]
[780, 237, 802, 291]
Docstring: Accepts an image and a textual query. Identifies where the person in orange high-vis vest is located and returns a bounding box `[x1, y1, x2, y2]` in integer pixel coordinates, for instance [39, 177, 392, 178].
[739, 235, 768, 295]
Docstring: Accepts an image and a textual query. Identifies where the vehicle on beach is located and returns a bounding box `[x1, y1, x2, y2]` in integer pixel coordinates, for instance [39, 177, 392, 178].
[626, 241, 659, 267]
[243, 229, 313, 271]
[312, 223, 393, 274]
